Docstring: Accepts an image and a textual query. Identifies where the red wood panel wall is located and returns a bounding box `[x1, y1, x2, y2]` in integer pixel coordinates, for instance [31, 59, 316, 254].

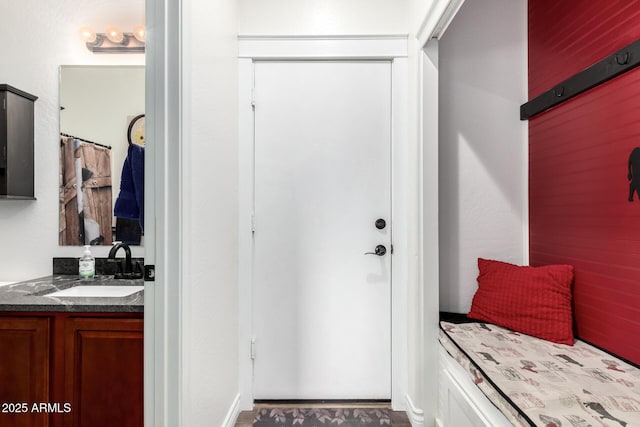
[529, 0, 640, 363]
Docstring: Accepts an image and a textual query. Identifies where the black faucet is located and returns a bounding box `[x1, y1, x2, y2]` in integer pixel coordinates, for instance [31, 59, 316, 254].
[108, 243, 143, 279]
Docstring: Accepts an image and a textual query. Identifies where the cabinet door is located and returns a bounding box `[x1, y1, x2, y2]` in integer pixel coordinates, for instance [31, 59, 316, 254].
[0, 91, 6, 168]
[0, 87, 36, 197]
[63, 317, 143, 427]
[0, 317, 50, 427]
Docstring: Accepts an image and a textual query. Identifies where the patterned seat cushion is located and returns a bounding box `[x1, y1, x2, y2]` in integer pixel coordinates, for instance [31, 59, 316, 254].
[440, 320, 640, 427]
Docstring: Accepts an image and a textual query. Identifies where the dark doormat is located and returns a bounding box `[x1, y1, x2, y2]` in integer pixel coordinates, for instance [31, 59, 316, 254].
[253, 408, 391, 426]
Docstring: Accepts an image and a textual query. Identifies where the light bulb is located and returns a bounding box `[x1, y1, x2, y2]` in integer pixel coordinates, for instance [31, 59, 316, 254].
[133, 25, 146, 43]
[79, 26, 97, 43]
[105, 26, 124, 43]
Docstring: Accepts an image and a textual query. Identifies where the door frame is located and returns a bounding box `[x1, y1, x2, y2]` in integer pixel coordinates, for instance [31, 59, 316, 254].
[238, 35, 409, 410]
[145, 0, 181, 425]
[413, 1, 467, 424]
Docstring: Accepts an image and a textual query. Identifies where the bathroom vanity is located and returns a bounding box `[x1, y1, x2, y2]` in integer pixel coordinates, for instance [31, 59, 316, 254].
[0, 276, 143, 427]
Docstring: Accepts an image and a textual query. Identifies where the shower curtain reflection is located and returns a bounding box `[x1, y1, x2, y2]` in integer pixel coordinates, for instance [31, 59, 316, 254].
[59, 136, 113, 245]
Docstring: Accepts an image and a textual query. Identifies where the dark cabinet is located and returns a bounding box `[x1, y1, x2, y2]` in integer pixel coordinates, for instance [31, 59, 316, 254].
[0, 313, 143, 427]
[0, 84, 37, 199]
[0, 317, 50, 427]
[63, 317, 143, 427]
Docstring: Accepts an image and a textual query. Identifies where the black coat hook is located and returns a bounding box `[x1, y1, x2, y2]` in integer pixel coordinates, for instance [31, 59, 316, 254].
[616, 52, 630, 65]
[552, 86, 565, 97]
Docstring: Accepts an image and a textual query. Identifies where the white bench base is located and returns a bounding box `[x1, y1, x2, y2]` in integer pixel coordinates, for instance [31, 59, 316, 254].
[437, 345, 514, 427]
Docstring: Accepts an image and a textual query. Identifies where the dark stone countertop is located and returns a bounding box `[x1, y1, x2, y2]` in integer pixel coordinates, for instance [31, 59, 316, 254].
[0, 275, 144, 313]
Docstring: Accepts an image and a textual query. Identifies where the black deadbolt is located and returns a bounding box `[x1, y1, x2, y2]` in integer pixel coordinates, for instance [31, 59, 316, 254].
[375, 218, 386, 230]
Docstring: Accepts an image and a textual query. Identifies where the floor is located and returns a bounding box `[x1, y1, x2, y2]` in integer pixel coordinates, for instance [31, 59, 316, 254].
[234, 403, 411, 427]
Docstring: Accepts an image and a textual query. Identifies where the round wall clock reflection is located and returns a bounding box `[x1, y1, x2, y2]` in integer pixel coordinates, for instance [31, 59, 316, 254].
[128, 114, 145, 147]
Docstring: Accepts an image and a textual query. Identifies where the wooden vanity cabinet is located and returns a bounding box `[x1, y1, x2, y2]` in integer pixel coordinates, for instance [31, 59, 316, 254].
[0, 317, 50, 427]
[63, 317, 143, 427]
[0, 313, 143, 427]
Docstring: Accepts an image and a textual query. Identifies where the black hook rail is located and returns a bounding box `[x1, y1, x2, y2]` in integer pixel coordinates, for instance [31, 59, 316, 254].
[521, 38, 640, 120]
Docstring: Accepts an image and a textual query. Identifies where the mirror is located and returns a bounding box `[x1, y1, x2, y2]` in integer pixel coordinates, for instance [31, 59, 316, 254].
[59, 65, 145, 246]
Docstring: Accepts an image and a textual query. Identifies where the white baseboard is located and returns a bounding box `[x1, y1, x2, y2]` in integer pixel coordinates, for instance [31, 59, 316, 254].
[222, 393, 241, 427]
[404, 394, 425, 427]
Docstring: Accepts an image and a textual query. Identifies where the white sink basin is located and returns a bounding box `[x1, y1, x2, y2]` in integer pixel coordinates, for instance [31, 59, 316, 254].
[48, 285, 144, 298]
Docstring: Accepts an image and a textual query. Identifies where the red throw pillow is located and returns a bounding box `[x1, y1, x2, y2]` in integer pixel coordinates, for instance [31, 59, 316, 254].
[468, 258, 574, 345]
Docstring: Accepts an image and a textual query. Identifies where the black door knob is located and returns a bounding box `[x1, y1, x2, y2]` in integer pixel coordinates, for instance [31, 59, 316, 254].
[365, 244, 386, 256]
[375, 218, 386, 230]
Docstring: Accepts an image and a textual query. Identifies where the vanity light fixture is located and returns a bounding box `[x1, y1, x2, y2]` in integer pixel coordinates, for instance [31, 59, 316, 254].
[133, 25, 146, 43]
[80, 25, 145, 53]
[105, 26, 125, 44]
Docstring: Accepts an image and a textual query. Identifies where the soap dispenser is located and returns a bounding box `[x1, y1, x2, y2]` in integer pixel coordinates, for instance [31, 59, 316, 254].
[79, 245, 95, 280]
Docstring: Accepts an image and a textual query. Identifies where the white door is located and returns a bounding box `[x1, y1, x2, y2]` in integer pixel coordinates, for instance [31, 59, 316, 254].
[252, 61, 392, 399]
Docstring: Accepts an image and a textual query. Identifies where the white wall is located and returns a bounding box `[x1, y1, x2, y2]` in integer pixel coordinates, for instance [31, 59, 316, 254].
[410, 0, 436, 34]
[0, 0, 144, 281]
[438, 0, 528, 313]
[238, 0, 408, 35]
[180, 0, 240, 425]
